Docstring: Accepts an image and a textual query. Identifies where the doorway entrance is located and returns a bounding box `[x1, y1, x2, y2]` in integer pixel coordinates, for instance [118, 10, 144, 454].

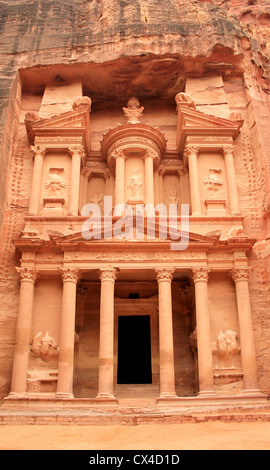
[117, 315, 152, 384]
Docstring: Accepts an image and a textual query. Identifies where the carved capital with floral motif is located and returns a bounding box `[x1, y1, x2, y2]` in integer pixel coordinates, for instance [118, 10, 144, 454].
[30, 145, 47, 158]
[68, 145, 85, 159]
[222, 145, 236, 157]
[191, 267, 211, 283]
[99, 268, 118, 283]
[230, 267, 252, 282]
[155, 267, 175, 283]
[59, 267, 81, 283]
[16, 267, 39, 283]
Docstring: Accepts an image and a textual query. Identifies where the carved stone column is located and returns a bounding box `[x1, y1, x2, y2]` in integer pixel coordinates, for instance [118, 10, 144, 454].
[231, 268, 261, 394]
[10, 267, 38, 396]
[97, 268, 117, 399]
[192, 267, 215, 395]
[144, 150, 155, 206]
[184, 146, 201, 216]
[114, 151, 126, 211]
[56, 268, 81, 398]
[28, 145, 46, 215]
[68, 146, 84, 216]
[223, 146, 240, 216]
[81, 167, 90, 207]
[155, 267, 177, 398]
[159, 166, 165, 204]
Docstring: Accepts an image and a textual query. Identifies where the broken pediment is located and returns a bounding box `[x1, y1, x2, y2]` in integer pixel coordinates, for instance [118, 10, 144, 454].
[24, 96, 92, 152]
[175, 92, 243, 154]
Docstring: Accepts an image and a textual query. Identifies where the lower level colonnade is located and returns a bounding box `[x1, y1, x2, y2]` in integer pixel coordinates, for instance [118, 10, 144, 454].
[8, 264, 263, 402]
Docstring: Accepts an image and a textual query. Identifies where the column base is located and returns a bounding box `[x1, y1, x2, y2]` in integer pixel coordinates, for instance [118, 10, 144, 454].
[55, 392, 74, 399]
[96, 392, 116, 399]
[159, 391, 178, 399]
[197, 390, 217, 397]
[96, 393, 118, 404]
[242, 389, 267, 397]
[4, 392, 28, 400]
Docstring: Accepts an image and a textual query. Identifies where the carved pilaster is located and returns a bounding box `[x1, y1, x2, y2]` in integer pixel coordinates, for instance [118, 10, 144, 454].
[28, 145, 47, 215]
[184, 146, 201, 216]
[222, 145, 240, 215]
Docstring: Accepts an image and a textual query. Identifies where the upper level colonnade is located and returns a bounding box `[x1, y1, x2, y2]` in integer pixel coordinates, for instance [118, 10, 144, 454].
[24, 92, 243, 221]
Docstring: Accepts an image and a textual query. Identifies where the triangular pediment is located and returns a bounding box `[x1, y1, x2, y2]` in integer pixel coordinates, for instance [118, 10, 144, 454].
[25, 103, 91, 151]
[181, 107, 241, 129]
[176, 104, 243, 153]
[50, 218, 221, 246]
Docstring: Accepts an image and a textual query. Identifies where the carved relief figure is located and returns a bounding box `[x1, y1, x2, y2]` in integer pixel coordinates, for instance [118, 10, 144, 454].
[203, 168, 223, 192]
[90, 194, 104, 209]
[123, 97, 144, 124]
[31, 332, 59, 363]
[45, 168, 66, 196]
[166, 188, 178, 205]
[215, 329, 241, 367]
[127, 173, 143, 200]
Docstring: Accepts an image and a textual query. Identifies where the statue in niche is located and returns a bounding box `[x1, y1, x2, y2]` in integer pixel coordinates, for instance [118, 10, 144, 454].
[215, 329, 241, 367]
[31, 332, 59, 363]
[166, 188, 178, 205]
[45, 168, 66, 196]
[203, 168, 223, 192]
[90, 194, 104, 210]
[127, 173, 143, 200]
[122, 97, 144, 124]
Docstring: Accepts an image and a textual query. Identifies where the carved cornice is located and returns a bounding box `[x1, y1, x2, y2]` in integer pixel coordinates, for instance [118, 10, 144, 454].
[155, 267, 175, 282]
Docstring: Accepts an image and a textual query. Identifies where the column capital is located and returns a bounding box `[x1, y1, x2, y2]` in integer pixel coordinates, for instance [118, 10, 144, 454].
[145, 149, 159, 160]
[223, 145, 236, 156]
[59, 267, 81, 283]
[159, 165, 166, 176]
[99, 268, 118, 282]
[81, 167, 92, 178]
[111, 149, 126, 160]
[155, 267, 175, 282]
[230, 267, 252, 282]
[30, 145, 46, 157]
[184, 145, 200, 158]
[68, 145, 85, 158]
[16, 266, 39, 283]
[177, 163, 187, 177]
[191, 267, 211, 283]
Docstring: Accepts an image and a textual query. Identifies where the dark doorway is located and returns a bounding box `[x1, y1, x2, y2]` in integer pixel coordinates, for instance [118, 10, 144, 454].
[117, 315, 152, 384]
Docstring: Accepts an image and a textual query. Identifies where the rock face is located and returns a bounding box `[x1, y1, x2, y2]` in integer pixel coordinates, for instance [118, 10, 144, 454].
[0, 0, 270, 403]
